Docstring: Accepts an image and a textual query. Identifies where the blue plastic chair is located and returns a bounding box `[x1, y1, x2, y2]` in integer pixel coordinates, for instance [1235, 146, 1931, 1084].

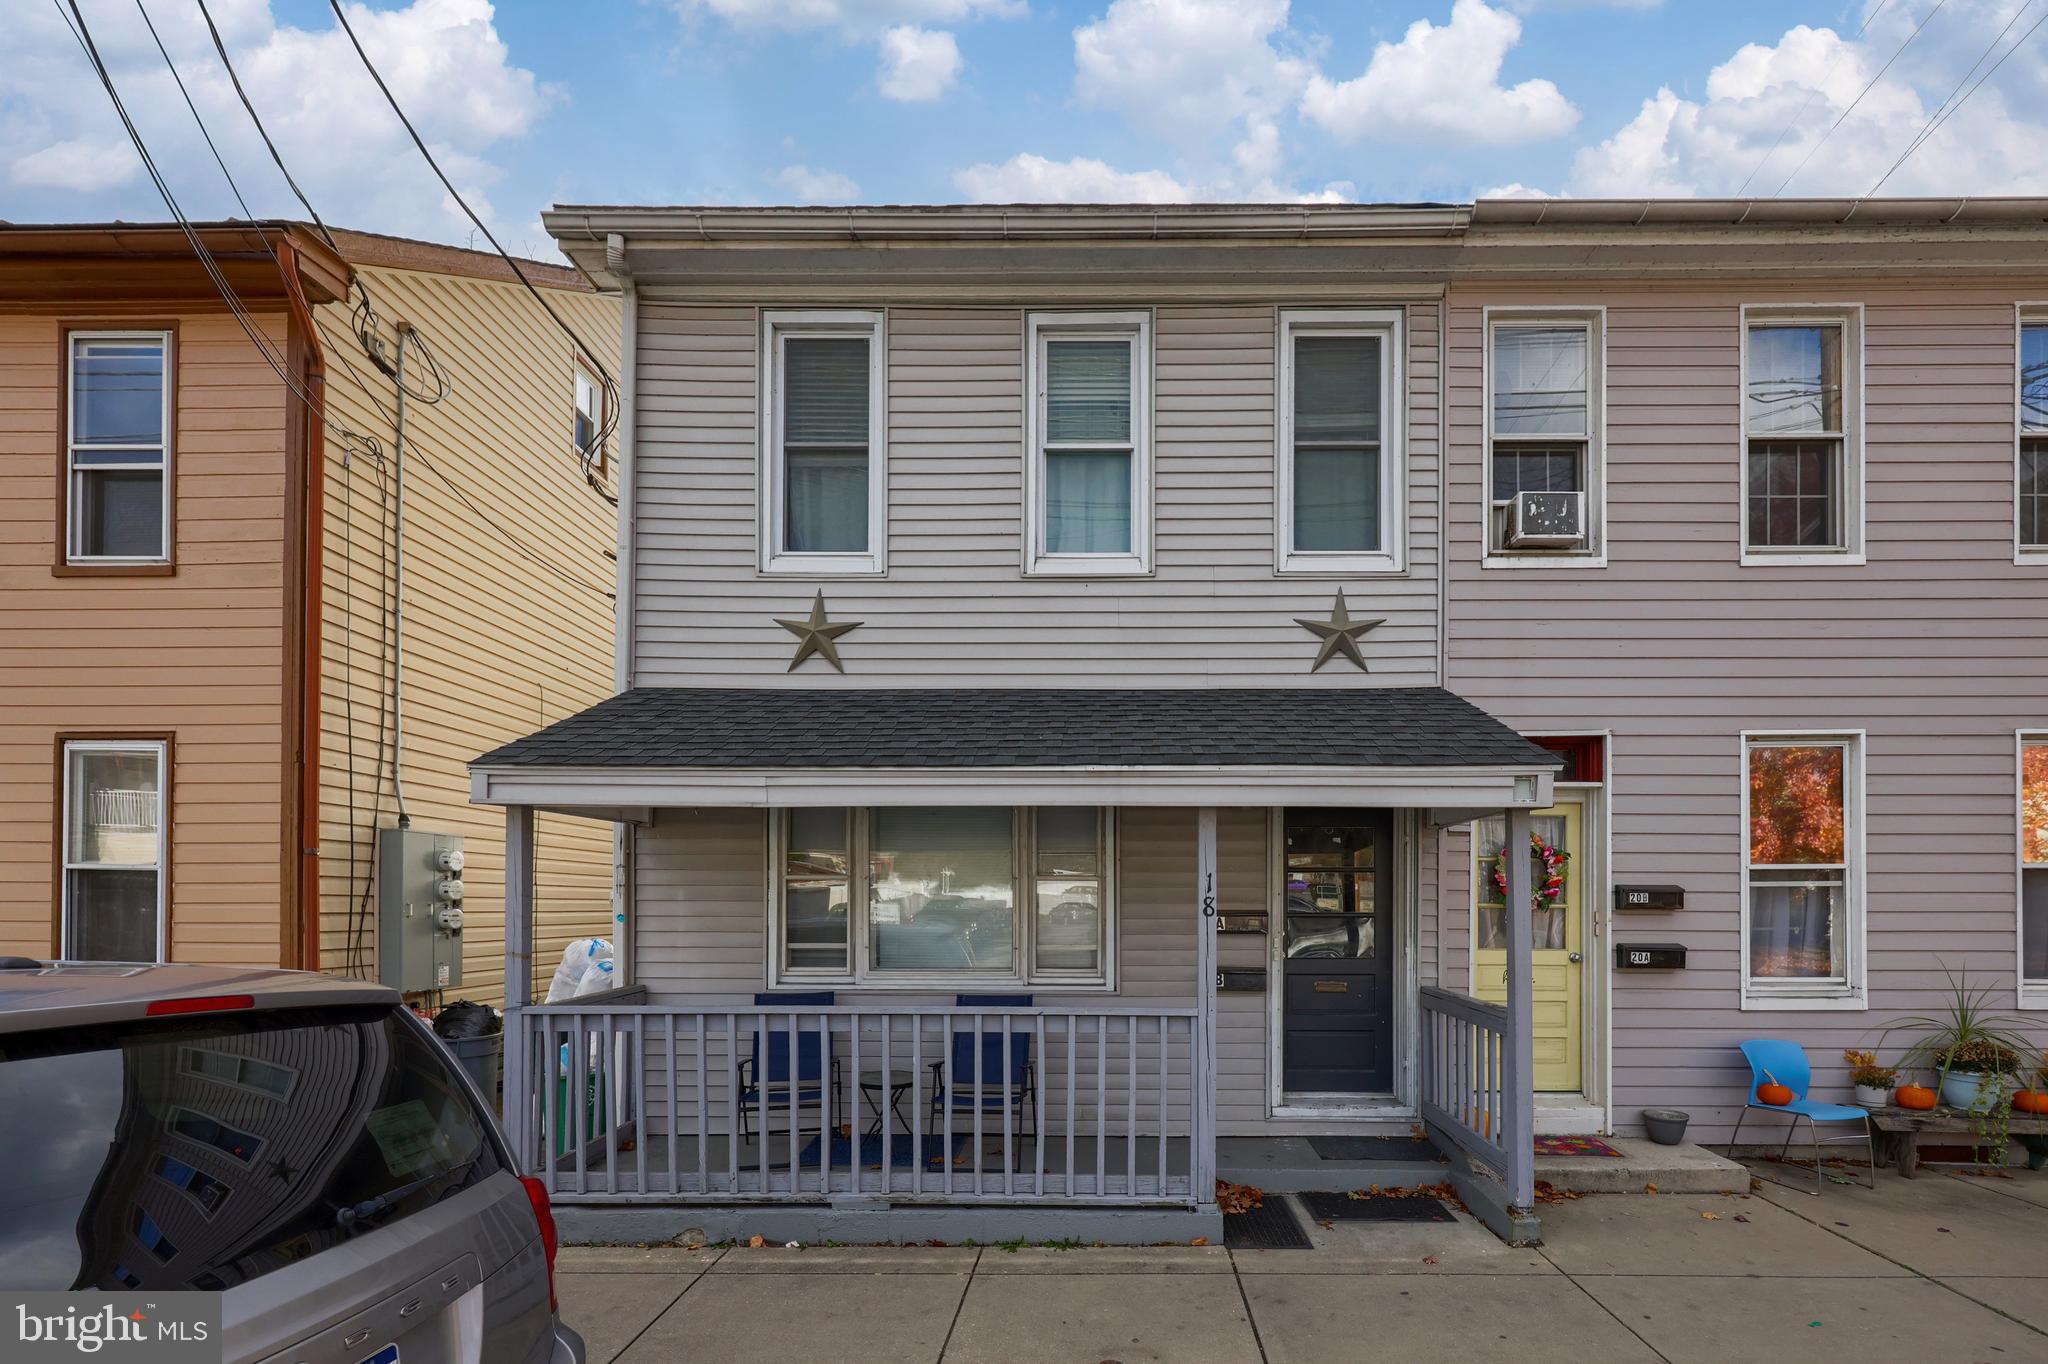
[928, 1028, 1036, 1147]
[1730, 1039, 1875, 1193]
[738, 1026, 840, 1143]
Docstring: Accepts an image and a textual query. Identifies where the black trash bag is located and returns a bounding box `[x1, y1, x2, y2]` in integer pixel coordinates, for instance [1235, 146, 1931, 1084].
[433, 999, 501, 1039]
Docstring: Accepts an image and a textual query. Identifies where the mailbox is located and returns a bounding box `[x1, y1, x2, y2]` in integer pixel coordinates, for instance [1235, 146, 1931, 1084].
[1614, 884, 1685, 912]
[1217, 912, 1269, 934]
[1615, 942, 1687, 970]
[1217, 968, 1268, 992]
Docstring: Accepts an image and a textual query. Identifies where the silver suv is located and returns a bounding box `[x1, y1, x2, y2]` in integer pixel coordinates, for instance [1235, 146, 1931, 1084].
[0, 961, 584, 1364]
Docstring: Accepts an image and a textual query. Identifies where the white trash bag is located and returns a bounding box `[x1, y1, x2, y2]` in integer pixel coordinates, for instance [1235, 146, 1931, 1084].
[546, 938, 615, 1002]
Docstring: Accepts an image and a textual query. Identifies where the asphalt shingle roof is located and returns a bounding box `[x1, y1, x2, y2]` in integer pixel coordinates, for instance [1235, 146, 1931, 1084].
[473, 688, 1561, 771]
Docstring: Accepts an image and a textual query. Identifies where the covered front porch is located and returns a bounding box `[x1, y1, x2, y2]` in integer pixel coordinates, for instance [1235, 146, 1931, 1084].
[472, 687, 1560, 1242]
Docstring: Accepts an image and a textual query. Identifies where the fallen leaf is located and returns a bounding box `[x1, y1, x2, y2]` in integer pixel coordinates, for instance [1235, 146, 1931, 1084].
[747, 1235, 765, 1249]
[1701, 1211, 1721, 1220]
[1422, 1255, 1439, 1265]
[1732, 1215, 1751, 1224]
[1643, 1183, 1659, 1195]
[1317, 1220, 1335, 1229]
[1216, 1181, 1264, 1214]
[1189, 1237, 1208, 1246]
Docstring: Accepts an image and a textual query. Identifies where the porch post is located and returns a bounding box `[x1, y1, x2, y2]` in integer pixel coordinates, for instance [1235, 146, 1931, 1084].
[1194, 807, 1219, 1205]
[503, 804, 536, 1166]
[1502, 804, 1536, 1209]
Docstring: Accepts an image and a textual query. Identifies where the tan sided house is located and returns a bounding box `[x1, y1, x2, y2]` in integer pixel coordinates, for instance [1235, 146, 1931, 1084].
[0, 222, 619, 1005]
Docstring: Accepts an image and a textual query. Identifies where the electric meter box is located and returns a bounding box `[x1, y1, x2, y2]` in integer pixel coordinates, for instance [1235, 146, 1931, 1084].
[378, 827, 466, 993]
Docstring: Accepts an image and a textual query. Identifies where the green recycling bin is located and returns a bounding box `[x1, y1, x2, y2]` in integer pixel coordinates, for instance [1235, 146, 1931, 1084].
[552, 1042, 609, 1158]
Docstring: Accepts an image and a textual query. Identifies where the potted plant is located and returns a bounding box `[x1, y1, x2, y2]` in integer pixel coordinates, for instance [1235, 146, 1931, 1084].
[1883, 967, 2034, 1165]
[1843, 1049, 1897, 1108]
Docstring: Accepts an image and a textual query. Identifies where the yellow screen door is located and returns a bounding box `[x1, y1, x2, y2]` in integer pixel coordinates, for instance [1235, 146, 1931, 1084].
[1473, 801, 1583, 1094]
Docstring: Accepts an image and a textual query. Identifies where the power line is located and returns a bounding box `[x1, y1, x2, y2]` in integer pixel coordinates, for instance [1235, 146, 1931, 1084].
[193, 0, 341, 255]
[1866, 2, 2048, 196]
[1734, 0, 1894, 198]
[1776, 0, 1950, 196]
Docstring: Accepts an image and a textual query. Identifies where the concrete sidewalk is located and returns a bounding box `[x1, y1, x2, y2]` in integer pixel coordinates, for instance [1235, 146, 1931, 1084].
[556, 1163, 2048, 1363]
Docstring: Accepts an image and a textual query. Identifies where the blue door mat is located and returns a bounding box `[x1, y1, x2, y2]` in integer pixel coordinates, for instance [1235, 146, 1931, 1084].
[1300, 1190, 1455, 1223]
[1223, 1197, 1314, 1249]
[1306, 1135, 1444, 1162]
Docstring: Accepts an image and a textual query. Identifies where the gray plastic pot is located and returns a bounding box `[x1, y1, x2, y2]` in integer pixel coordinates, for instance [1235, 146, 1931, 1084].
[1642, 1108, 1690, 1146]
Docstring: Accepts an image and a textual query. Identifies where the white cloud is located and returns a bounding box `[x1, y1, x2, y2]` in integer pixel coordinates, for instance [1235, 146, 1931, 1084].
[0, 0, 554, 246]
[877, 25, 961, 101]
[1302, 0, 1578, 145]
[1073, 0, 1309, 144]
[951, 153, 1195, 203]
[1566, 2, 2048, 197]
[674, 0, 1022, 34]
[774, 164, 862, 201]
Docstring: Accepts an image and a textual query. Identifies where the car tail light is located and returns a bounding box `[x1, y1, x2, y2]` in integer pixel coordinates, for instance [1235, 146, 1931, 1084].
[145, 995, 255, 1016]
[520, 1176, 559, 1312]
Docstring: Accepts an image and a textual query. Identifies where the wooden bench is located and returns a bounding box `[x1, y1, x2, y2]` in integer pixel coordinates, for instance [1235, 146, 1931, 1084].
[1868, 1107, 2048, 1178]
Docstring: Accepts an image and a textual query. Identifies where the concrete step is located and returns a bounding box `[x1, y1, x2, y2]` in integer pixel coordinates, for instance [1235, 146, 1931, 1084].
[1536, 1139, 1750, 1195]
[1217, 1135, 1450, 1193]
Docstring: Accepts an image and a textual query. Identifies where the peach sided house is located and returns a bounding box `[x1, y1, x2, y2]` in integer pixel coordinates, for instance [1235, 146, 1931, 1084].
[469, 199, 2048, 1244]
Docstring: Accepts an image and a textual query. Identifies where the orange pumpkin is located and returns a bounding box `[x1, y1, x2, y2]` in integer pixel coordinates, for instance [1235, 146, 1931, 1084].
[1757, 1082, 1796, 1107]
[1896, 1084, 1938, 1111]
[2012, 1089, 2048, 1115]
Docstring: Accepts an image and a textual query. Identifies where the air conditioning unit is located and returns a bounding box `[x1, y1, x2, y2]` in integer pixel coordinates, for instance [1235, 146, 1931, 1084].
[1507, 490, 1586, 548]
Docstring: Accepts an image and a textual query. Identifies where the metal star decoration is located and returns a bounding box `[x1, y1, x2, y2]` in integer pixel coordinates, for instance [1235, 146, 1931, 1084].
[775, 591, 863, 673]
[1294, 589, 1384, 673]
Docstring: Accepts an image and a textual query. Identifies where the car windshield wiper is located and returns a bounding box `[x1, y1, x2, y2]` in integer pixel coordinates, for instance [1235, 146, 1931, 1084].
[332, 1159, 477, 1233]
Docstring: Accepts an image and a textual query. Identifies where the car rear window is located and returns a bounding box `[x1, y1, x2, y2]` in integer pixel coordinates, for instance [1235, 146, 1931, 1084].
[0, 1003, 503, 1292]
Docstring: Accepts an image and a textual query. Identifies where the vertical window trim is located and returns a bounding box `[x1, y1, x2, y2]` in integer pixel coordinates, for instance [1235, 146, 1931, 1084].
[2016, 308, 2047, 564]
[1275, 307, 1407, 575]
[1738, 304, 1866, 566]
[757, 308, 887, 576]
[61, 327, 175, 570]
[766, 807, 1117, 991]
[58, 736, 170, 964]
[1480, 306, 1606, 569]
[572, 360, 606, 477]
[2019, 730, 2048, 1009]
[1023, 310, 1153, 577]
[1739, 730, 1866, 1011]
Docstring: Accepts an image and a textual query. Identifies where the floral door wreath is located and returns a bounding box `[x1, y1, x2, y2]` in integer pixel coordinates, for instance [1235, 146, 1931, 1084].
[1491, 831, 1570, 914]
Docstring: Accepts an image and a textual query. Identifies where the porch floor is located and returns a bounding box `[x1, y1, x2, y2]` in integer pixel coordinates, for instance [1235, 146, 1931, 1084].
[1215, 1135, 1450, 1192]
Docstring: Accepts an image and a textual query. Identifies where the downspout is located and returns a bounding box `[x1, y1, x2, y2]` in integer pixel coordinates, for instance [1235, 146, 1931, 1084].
[391, 322, 413, 828]
[277, 235, 329, 972]
[608, 237, 637, 981]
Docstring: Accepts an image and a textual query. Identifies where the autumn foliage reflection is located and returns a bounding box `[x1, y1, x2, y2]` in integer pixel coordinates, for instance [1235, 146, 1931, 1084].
[2024, 743, 2048, 865]
[1749, 745, 1845, 865]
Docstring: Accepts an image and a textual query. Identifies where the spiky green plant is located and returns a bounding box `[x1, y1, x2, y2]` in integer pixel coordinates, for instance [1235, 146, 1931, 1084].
[1881, 966, 2036, 1163]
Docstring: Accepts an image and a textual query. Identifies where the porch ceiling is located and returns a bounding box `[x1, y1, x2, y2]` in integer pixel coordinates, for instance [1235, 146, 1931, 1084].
[469, 687, 1559, 813]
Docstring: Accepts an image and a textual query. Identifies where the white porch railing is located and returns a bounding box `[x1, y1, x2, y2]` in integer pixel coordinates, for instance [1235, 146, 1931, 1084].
[509, 1001, 1205, 1208]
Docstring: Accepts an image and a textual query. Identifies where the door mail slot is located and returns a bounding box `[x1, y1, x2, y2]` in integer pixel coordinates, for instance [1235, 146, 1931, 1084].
[1312, 980, 1349, 994]
[1217, 968, 1267, 992]
[1614, 884, 1685, 912]
[1615, 942, 1687, 970]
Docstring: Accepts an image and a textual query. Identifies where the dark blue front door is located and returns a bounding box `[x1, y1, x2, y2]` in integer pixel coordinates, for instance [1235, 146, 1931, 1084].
[1281, 810, 1394, 1095]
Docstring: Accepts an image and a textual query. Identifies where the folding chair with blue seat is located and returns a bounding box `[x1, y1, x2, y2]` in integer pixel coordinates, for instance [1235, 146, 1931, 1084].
[738, 992, 841, 1143]
[1730, 1039, 1876, 1193]
[928, 995, 1036, 1148]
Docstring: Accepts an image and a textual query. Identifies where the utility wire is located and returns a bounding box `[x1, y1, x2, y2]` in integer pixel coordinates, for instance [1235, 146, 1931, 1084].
[193, 0, 341, 255]
[133, 0, 268, 241]
[1734, 0, 1894, 197]
[1866, 2, 2048, 196]
[1775, 0, 1950, 196]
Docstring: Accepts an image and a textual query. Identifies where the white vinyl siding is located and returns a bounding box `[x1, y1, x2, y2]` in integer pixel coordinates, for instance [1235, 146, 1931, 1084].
[66, 331, 172, 564]
[1024, 311, 1151, 576]
[1740, 732, 1865, 1010]
[758, 310, 886, 575]
[1739, 305, 1865, 565]
[61, 739, 168, 963]
[1276, 309, 1405, 574]
[1483, 308, 1603, 565]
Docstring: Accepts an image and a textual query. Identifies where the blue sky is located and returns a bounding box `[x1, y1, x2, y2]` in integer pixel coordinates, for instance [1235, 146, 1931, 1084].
[6, 1, 2048, 255]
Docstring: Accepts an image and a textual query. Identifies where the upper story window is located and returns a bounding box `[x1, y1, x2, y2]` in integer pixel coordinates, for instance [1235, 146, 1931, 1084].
[1277, 309, 1404, 574]
[573, 362, 605, 473]
[2021, 734, 2047, 1008]
[759, 310, 885, 575]
[61, 739, 167, 963]
[1025, 311, 1151, 576]
[1741, 307, 1863, 564]
[1742, 733, 1864, 1009]
[66, 332, 172, 565]
[1486, 312, 1602, 564]
[2020, 320, 2046, 557]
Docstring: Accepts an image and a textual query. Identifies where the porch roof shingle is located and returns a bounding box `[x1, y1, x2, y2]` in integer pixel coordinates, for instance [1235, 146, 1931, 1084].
[472, 687, 1561, 771]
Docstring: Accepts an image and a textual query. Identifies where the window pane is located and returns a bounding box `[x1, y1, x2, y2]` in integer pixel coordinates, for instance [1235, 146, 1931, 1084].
[2023, 442, 2046, 549]
[2023, 324, 2047, 432]
[1293, 335, 1380, 444]
[67, 869, 158, 962]
[72, 338, 164, 446]
[1293, 448, 1380, 552]
[783, 337, 870, 445]
[1748, 744, 1846, 864]
[1492, 446, 1583, 501]
[1492, 327, 1588, 436]
[1748, 871, 1841, 979]
[1747, 325, 1843, 435]
[870, 807, 1014, 972]
[1045, 339, 1131, 444]
[1044, 449, 1131, 553]
[2024, 744, 2048, 865]
[784, 448, 869, 552]
[68, 749, 160, 866]
[1745, 440, 1837, 548]
[75, 469, 164, 558]
[1473, 814, 1567, 951]
[2025, 867, 2048, 985]
[1034, 808, 1100, 974]
[784, 809, 849, 971]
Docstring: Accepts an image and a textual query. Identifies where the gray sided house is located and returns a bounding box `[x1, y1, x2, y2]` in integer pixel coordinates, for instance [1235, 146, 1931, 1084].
[473, 200, 2048, 1242]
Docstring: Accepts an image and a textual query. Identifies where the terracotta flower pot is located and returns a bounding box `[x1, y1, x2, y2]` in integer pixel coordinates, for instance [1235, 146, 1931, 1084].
[1895, 1084, 1938, 1111]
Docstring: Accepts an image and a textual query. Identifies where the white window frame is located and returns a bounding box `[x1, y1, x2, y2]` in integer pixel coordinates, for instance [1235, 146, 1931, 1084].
[60, 738, 168, 963]
[1023, 310, 1152, 577]
[573, 361, 604, 469]
[178, 1046, 298, 1099]
[758, 309, 887, 576]
[1482, 306, 1606, 569]
[1739, 730, 1866, 1010]
[2018, 730, 2048, 1009]
[66, 330, 173, 566]
[1738, 304, 1865, 566]
[1275, 308, 1407, 575]
[767, 807, 1117, 991]
[2016, 308, 2048, 564]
